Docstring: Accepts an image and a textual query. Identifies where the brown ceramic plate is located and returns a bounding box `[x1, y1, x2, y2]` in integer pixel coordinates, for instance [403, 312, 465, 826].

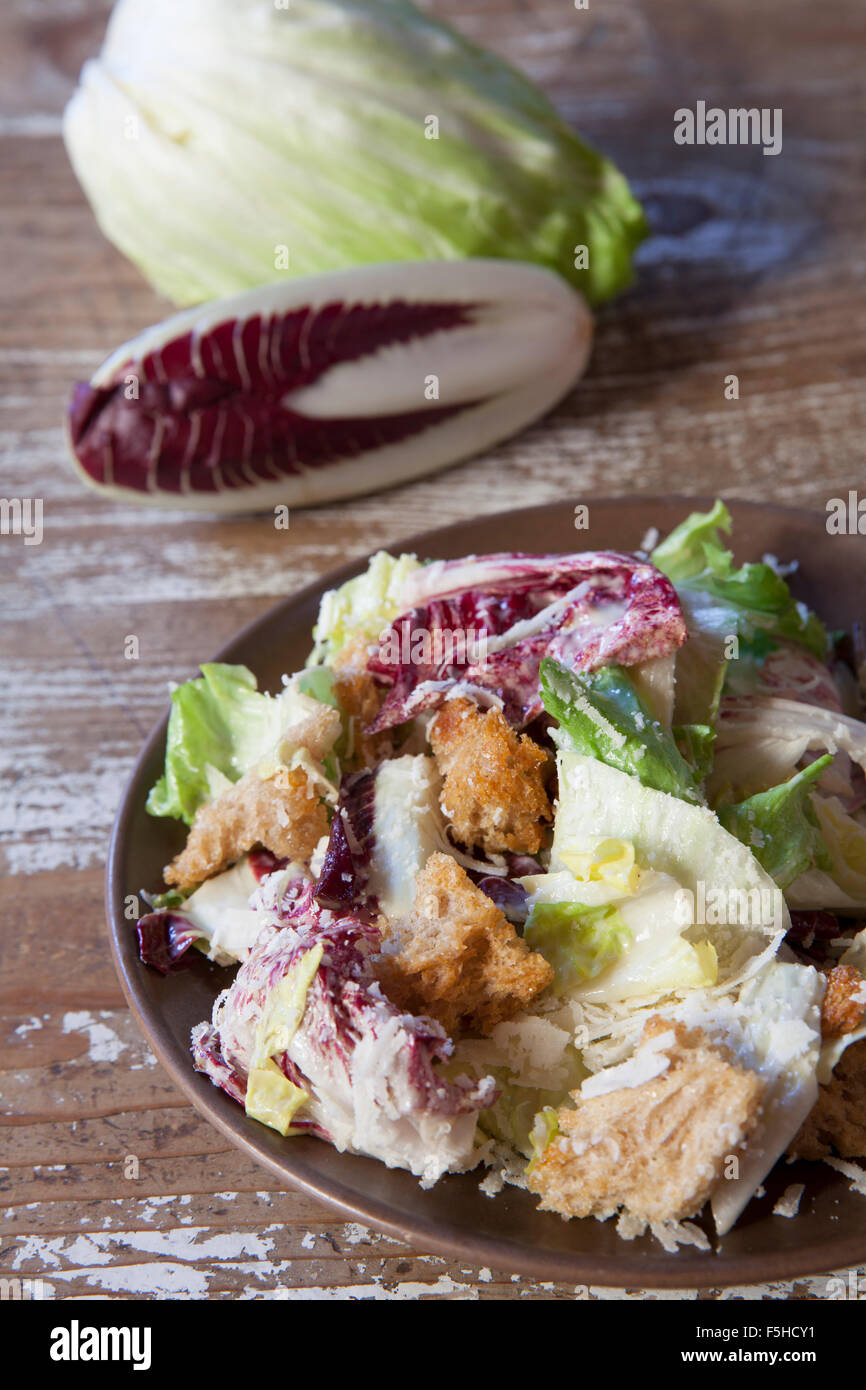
[106, 495, 866, 1289]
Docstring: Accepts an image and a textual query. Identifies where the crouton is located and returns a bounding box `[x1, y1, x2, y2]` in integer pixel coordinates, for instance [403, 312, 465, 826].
[527, 1017, 764, 1224]
[282, 698, 342, 764]
[428, 698, 551, 855]
[788, 964, 866, 1160]
[790, 1039, 866, 1160]
[375, 852, 553, 1035]
[333, 635, 393, 769]
[165, 766, 328, 891]
[821, 964, 866, 1036]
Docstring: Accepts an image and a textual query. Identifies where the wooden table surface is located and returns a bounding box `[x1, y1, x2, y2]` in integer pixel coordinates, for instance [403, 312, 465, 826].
[2, 0, 864, 1301]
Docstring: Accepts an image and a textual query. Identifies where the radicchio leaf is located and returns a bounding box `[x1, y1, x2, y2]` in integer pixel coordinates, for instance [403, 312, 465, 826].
[464, 853, 540, 925]
[190, 1023, 248, 1107]
[69, 300, 473, 497]
[136, 910, 201, 974]
[368, 550, 687, 730]
[785, 910, 844, 966]
[67, 263, 593, 511]
[194, 888, 497, 1173]
[474, 875, 529, 925]
[248, 848, 289, 882]
[314, 769, 377, 912]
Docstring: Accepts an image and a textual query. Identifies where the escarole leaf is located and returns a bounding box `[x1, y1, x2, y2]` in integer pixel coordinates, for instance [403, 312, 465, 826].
[63, 0, 646, 308]
[666, 591, 730, 727]
[522, 868, 719, 1003]
[528, 1106, 561, 1171]
[540, 658, 703, 804]
[674, 723, 716, 783]
[791, 797, 866, 912]
[524, 901, 632, 993]
[309, 551, 421, 666]
[651, 500, 828, 661]
[553, 754, 788, 982]
[717, 755, 834, 889]
[147, 663, 341, 825]
[146, 664, 287, 825]
[445, 1013, 586, 1158]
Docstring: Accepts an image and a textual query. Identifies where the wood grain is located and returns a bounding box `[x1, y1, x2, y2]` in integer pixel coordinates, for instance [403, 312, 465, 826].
[2, 0, 865, 1299]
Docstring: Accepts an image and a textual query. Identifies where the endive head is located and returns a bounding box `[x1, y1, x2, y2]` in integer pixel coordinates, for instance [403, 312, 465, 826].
[63, 0, 647, 307]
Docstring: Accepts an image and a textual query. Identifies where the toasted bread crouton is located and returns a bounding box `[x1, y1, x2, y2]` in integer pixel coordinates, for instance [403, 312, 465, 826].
[282, 698, 342, 764]
[821, 964, 866, 1036]
[527, 1017, 764, 1224]
[429, 698, 551, 855]
[375, 852, 553, 1035]
[333, 636, 393, 769]
[790, 1039, 866, 1160]
[165, 766, 328, 891]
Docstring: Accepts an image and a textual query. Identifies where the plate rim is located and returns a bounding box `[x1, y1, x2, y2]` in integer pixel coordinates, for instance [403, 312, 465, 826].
[105, 492, 864, 1291]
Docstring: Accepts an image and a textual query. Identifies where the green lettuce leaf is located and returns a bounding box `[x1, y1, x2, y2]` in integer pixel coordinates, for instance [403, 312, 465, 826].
[540, 658, 703, 804]
[446, 1015, 585, 1157]
[524, 900, 632, 993]
[477, 1078, 569, 1159]
[296, 666, 340, 709]
[297, 665, 347, 777]
[553, 753, 787, 979]
[651, 500, 827, 661]
[523, 868, 719, 1002]
[527, 1106, 561, 1171]
[674, 723, 716, 783]
[148, 888, 189, 910]
[717, 755, 834, 889]
[308, 551, 420, 666]
[667, 590, 730, 726]
[146, 663, 286, 825]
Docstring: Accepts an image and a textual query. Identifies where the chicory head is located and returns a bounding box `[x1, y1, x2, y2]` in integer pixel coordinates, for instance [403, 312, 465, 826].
[63, 0, 646, 307]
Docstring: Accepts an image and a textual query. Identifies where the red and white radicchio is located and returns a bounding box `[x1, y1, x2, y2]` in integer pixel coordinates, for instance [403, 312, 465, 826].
[368, 550, 687, 729]
[67, 261, 592, 511]
[192, 882, 496, 1181]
